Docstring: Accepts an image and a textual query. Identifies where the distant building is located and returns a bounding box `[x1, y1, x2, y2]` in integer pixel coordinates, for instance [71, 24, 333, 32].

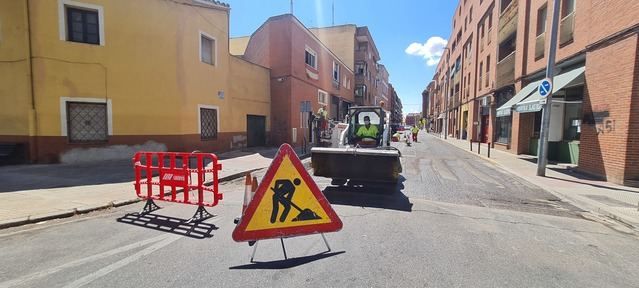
[389, 84, 403, 126]
[309, 25, 384, 106]
[232, 14, 355, 146]
[405, 113, 422, 127]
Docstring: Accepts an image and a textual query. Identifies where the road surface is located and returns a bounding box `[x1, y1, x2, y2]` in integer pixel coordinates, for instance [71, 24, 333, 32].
[1, 134, 638, 288]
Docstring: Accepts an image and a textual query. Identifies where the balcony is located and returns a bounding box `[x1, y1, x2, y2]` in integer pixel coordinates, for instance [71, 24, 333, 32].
[560, 12, 575, 45]
[498, 0, 518, 44]
[495, 52, 515, 89]
[535, 32, 545, 59]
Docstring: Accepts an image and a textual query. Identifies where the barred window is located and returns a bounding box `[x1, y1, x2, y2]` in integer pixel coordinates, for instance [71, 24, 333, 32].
[67, 102, 108, 143]
[200, 108, 218, 140]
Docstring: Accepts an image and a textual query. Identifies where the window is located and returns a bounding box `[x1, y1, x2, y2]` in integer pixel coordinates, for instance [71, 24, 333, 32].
[479, 61, 483, 88]
[486, 55, 490, 87]
[357, 42, 367, 51]
[305, 47, 317, 69]
[355, 85, 366, 97]
[332, 61, 340, 82]
[560, 0, 575, 45]
[199, 107, 218, 140]
[355, 62, 366, 75]
[318, 90, 328, 105]
[501, 0, 513, 13]
[469, 6, 473, 22]
[66, 102, 108, 143]
[59, 1, 104, 45]
[561, 0, 575, 18]
[536, 5, 547, 36]
[496, 116, 512, 144]
[66, 7, 100, 45]
[200, 32, 216, 65]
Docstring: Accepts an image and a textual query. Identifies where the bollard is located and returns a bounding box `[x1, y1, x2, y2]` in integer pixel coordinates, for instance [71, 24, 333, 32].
[470, 140, 473, 151]
[488, 142, 491, 158]
[478, 141, 481, 154]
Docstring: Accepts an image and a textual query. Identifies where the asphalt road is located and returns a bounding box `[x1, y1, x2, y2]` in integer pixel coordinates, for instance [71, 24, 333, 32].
[1, 134, 638, 288]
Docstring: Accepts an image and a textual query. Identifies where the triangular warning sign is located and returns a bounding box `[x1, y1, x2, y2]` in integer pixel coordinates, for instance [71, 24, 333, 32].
[232, 144, 343, 242]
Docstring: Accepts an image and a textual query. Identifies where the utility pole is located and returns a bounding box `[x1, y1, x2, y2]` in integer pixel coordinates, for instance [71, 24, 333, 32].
[443, 47, 450, 139]
[537, 0, 561, 176]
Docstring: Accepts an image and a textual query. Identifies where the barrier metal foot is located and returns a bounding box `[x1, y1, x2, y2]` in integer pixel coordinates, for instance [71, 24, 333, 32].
[321, 233, 332, 252]
[140, 199, 161, 215]
[187, 205, 216, 223]
[250, 241, 259, 263]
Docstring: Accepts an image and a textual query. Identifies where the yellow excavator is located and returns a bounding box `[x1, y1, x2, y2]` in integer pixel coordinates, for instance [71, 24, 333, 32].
[310, 106, 402, 186]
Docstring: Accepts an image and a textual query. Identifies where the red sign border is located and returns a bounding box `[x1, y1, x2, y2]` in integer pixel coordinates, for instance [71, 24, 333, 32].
[232, 143, 343, 242]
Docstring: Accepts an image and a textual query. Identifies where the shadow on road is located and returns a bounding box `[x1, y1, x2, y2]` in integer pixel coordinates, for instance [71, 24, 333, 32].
[323, 177, 413, 212]
[228, 251, 345, 270]
[116, 212, 218, 239]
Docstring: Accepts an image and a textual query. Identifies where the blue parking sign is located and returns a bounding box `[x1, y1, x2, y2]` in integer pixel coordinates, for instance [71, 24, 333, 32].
[539, 78, 552, 98]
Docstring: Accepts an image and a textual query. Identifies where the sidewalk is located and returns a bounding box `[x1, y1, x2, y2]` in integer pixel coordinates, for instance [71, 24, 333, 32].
[0, 147, 307, 229]
[427, 132, 639, 231]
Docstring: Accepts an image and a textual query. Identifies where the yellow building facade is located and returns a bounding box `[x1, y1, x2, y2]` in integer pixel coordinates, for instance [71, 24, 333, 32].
[0, 0, 271, 163]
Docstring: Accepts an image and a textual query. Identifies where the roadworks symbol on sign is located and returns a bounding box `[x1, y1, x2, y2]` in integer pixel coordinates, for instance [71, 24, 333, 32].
[232, 144, 343, 242]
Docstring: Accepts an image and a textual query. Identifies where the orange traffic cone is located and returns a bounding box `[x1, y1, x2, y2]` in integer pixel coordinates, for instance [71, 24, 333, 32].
[251, 176, 258, 200]
[242, 173, 252, 215]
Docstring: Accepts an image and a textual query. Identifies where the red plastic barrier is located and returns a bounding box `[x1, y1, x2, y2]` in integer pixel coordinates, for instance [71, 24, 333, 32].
[133, 152, 223, 207]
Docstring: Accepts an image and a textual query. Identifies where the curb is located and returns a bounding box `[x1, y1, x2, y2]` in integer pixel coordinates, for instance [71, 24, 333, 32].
[0, 159, 312, 230]
[427, 134, 639, 233]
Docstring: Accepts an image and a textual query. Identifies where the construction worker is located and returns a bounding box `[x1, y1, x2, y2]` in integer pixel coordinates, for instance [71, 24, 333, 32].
[356, 116, 379, 140]
[317, 105, 328, 131]
[411, 125, 419, 142]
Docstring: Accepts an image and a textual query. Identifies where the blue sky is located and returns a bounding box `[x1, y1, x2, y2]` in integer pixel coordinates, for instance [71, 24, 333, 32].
[225, 0, 456, 114]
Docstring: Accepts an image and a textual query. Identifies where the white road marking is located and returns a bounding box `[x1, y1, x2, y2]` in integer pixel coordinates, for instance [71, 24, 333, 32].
[61, 235, 182, 288]
[0, 234, 168, 288]
[1, 216, 224, 288]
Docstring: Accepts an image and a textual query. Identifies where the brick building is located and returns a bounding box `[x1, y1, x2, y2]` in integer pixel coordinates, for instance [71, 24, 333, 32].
[309, 25, 384, 106]
[389, 83, 403, 126]
[231, 14, 354, 146]
[429, 0, 639, 186]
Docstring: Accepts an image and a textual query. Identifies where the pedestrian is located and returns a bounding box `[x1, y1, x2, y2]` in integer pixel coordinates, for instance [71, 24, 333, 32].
[411, 125, 419, 142]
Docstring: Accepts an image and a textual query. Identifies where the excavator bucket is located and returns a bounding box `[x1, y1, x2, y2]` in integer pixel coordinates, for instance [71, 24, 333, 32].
[311, 147, 402, 184]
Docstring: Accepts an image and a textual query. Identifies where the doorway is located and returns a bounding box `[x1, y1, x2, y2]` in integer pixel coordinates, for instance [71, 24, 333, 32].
[481, 115, 489, 143]
[247, 115, 266, 147]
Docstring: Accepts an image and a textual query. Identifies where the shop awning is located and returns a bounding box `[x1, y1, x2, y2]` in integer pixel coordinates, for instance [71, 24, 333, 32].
[514, 67, 585, 114]
[495, 80, 542, 117]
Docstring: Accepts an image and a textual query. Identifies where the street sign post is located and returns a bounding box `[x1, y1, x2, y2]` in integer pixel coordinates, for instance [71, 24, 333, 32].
[537, 0, 561, 177]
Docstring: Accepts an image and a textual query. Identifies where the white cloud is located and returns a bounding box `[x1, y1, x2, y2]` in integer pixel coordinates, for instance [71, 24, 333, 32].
[405, 36, 448, 66]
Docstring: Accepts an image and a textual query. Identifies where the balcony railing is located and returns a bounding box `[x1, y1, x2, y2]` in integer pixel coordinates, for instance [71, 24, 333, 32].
[559, 12, 575, 45]
[495, 52, 515, 89]
[535, 32, 545, 59]
[498, 0, 518, 44]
